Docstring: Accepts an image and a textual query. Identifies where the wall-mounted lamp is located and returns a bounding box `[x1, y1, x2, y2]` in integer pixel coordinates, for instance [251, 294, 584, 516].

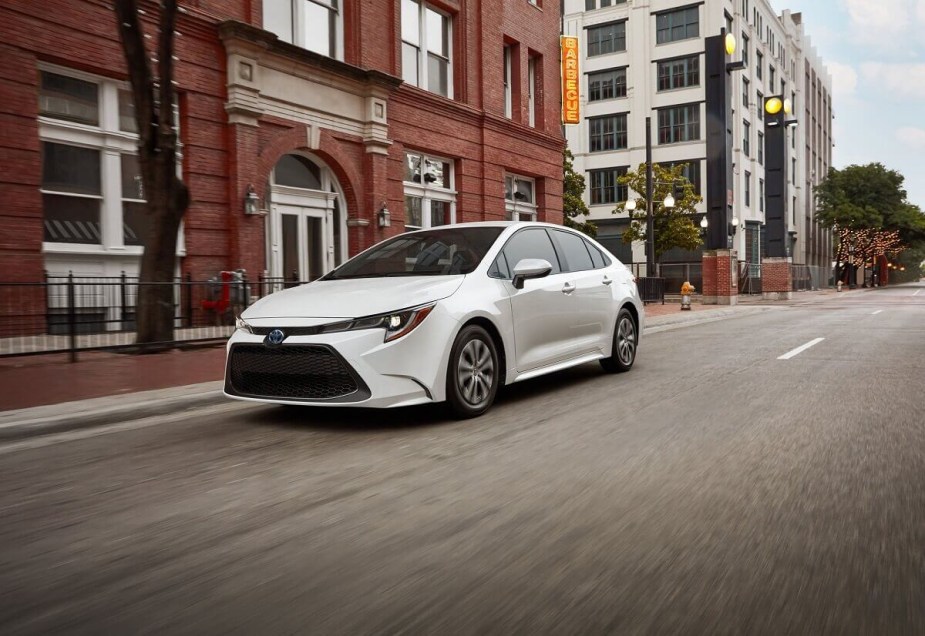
[244, 184, 260, 215]
[700, 216, 709, 237]
[377, 202, 391, 228]
[729, 215, 740, 236]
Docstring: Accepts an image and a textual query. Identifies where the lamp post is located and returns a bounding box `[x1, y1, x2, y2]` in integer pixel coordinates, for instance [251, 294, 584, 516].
[645, 116, 655, 276]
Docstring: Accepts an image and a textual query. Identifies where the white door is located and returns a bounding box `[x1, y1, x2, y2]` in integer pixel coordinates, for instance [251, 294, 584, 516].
[272, 200, 332, 282]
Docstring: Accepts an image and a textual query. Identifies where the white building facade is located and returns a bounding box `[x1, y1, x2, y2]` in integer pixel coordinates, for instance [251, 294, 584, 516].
[563, 0, 833, 283]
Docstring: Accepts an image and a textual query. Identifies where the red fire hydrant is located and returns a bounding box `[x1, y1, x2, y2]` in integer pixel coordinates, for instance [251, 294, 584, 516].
[680, 281, 695, 310]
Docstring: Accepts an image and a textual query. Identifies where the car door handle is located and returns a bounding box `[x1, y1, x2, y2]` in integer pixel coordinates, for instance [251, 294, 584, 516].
[562, 282, 576, 295]
[602, 276, 613, 286]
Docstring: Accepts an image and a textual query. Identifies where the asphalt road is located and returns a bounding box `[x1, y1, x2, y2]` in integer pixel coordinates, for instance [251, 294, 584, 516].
[2, 283, 924, 634]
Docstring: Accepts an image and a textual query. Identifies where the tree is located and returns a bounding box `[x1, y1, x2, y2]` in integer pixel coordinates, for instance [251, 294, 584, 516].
[115, 0, 190, 347]
[815, 163, 924, 283]
[562, 146, 596, 237]
[614, 163, 703, 262]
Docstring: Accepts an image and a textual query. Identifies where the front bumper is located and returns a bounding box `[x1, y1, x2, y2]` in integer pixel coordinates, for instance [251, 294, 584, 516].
[223, 307, 458, 408]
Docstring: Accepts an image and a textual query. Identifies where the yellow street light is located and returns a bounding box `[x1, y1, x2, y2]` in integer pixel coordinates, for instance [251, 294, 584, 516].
[765, 97, 783, 115]
[725, 33, 736, 55]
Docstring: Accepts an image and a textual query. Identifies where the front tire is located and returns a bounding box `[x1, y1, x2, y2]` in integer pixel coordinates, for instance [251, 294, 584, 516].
[446, 325, 499, 419]
[600, 308, 637, 373]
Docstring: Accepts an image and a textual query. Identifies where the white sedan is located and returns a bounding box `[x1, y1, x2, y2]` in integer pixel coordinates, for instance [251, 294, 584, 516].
[225, 222, 644, 418]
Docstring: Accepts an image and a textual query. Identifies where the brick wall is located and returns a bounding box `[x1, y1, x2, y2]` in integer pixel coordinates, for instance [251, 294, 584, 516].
[761, 257, 792, 300]
[0, 0, 564, 291]
[701, 250, 738, 305]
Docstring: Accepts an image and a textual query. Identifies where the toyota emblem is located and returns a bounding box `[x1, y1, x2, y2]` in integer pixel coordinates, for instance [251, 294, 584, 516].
[266, 329, 286, 346]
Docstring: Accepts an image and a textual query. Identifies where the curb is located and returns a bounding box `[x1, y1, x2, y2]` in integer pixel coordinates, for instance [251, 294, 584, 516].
[0, 381, 226, 441]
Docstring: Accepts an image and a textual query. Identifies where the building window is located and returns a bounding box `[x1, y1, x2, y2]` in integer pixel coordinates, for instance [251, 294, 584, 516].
[38, 68, 175, 250]
[745, 171, 751, 207]
[657, 55, 699, 91]
[757, 91, 763, 120]
[756, 52, 763, 80]
[742, 77, 749, 107]
[656, 6, 699, 44]
[792, 158, 797, 184]
[759, 178, 765, 212]
[742, 33, 749, 67]
[503, 45, 512, 118]
[588, 167, 628, 205]
[769, 65, 776, 92]
[527, 56, 536, 127]
[263, 0, 342, 59]
[402, 0, 452, 97]
[587, 21, 626, 57]
[657, 104, 699, 144]
[403, 152, 456, 230]
[662, 160, 701, 194]
[743, 120, 750, 156]
[505, 174, 537, 221]
[589, 114, 628, 152]
[588, 68, 626, 101]
[758, 131, 764, 164]
[585, 0, 627, 10]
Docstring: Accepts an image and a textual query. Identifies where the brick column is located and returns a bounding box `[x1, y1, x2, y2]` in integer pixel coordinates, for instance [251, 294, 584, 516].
[761, 257, 792, 300]
[701, 249, 738, 305]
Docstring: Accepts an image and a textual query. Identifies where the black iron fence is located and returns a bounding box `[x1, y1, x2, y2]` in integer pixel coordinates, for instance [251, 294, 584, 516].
[636, 277, 665, 304]
[0, 272, 308, 360]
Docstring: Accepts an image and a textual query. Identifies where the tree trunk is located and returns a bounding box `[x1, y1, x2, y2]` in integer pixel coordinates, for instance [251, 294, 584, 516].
[115, 0, 189, 348]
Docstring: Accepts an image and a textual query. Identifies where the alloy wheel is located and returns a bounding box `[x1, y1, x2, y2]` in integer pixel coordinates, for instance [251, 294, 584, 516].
[456, 338, 495, 406]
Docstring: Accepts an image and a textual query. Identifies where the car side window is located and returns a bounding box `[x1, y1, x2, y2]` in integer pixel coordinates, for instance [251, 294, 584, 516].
[488, 251, 511, 279]
[500, 229, 562, 275]
[551, 230, 594, 272]
[585, 241, 606, 269]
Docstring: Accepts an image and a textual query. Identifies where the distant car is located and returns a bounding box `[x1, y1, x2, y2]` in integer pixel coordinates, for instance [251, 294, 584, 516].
[225, 222, 644, 418]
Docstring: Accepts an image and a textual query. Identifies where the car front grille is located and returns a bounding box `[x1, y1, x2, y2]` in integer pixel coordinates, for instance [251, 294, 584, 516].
[226, 344, 370, 402]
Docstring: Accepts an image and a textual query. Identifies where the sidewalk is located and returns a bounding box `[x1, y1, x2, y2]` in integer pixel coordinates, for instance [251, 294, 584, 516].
[0, 287, 865, 438]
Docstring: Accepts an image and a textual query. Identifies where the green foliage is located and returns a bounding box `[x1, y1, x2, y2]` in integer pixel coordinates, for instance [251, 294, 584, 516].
[816, 163, 925, 268]
[814, 163, 906, 231]
[614, 163, 703, 261]
[562, 146, 596, 238]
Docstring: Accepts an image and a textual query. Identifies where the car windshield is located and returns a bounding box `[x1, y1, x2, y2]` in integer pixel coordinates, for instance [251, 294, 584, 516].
[323, 227, 504, 279]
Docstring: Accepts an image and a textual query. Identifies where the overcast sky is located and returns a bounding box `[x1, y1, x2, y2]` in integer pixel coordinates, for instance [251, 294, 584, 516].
[777, 0, 925, 208]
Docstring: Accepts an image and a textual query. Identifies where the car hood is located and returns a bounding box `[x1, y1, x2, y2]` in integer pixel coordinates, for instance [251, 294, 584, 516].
[243, 275, 466, 320]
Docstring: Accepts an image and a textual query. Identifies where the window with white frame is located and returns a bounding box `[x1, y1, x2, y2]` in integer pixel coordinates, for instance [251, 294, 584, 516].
[503, 45, 513, 118]
[504, 174, 537, 221]
[403, 151, 456, 230]
[38, 67, 179, 250]
[402, 0, 452, 97]
[263, 0, 342, 59]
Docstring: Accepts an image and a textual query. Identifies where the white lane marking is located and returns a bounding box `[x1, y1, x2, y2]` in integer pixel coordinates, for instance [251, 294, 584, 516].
[914, 290, 921, 296]
[778, 337, 825, 360]
[871, 310, 883, 315]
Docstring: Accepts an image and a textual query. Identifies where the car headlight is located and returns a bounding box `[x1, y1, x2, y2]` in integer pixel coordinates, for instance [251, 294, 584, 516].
[235, 316, 253, 333]
[320, 303, 436, 342]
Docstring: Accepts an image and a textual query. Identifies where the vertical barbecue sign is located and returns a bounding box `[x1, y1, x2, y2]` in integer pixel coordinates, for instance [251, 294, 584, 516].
[561, 36, 580, 124]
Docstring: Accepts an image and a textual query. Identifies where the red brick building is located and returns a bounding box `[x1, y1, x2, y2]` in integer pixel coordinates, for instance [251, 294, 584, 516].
[0, 0, 564, 285]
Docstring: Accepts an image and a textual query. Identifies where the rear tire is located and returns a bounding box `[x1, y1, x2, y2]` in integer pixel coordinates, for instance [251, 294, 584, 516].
[446, 325, 499, 419]
[600, 308, 637, 373]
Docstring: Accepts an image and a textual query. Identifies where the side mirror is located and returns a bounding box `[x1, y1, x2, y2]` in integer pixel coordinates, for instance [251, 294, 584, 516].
[511, 258, 553, 290]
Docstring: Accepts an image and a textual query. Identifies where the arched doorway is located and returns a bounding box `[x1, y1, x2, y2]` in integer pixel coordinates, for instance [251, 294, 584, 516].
[267, 153, 347, 282]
